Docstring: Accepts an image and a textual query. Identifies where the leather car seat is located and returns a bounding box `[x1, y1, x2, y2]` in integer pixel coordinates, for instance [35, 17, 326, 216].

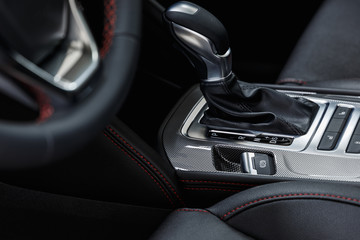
[150, 181, 360, 240]
[277, 0, 360, 90]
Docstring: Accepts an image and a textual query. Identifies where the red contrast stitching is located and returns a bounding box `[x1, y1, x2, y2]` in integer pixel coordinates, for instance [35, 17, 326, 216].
[181, 180, 257, 187]
[277, 78, 307, 85]
[100, 0, 116, 58]
[103, 132, 174, 206]
[29, 86, 54, 122]
[184, 187, 242, 193]
[107, 126, 185, 205]
[221, 193, 360, 220]
[176, 208, 209, 213]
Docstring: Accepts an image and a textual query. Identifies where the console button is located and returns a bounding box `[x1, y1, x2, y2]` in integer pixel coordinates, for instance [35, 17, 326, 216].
[318, 132, 339, 150]
[347, 135, 360, 153]
[260, 135, 293, 146]
[208, 130, 256, 141]
[333, 107, 352, 119]
[253, 153, 275, 175]
[208, 131, 231, 139]
[326, 118, 347, 133]
[317, 106, 352, 151]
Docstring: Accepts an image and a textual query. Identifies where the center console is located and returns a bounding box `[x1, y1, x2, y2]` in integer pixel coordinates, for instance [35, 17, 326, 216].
[160, 1, 360, 206]
[161, 85, 360, 184]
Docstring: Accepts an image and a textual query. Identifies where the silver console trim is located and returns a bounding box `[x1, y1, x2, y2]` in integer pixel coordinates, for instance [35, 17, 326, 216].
[241, 152, 258, 175]
[182, 96, 328, 152]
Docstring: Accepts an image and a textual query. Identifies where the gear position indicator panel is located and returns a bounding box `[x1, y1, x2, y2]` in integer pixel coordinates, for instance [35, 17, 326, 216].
[208, 129, 294, 146]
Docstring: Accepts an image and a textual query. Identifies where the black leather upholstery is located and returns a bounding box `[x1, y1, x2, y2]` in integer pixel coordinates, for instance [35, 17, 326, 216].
[149, 209, 253, 240]
[278, 0, 360, 90]
[150, 181, 360, 240]
[102, 119, 184, 208]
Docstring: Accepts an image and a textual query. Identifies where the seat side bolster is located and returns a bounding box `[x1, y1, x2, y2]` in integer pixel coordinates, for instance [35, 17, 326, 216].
[149, 209, 253, 240]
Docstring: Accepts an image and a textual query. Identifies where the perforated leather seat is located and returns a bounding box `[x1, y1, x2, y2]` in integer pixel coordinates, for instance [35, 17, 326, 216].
[150, 181, 360, 240]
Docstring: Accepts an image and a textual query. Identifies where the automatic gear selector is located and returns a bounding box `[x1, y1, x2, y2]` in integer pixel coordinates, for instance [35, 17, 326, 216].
[164, 1, 231, 81]
[164, 1, 319, 136]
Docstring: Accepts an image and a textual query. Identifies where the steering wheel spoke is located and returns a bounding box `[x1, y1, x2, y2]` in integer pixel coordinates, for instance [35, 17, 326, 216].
[0, 0, 99, 94]
[0, 0, 142, 168]
[0, 47, 79, 123]
[0, 0, 103, 123]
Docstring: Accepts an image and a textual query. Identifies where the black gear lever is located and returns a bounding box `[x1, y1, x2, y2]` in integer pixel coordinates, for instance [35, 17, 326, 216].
[164, 1, 319, 136]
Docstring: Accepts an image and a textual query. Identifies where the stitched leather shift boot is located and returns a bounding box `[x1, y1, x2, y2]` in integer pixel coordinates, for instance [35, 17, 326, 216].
[200, 74, 319, 135]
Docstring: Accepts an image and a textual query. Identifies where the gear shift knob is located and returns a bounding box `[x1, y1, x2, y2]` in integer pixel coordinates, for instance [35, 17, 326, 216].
[164, 2, 319, 136]
[164, 1, 232, 81]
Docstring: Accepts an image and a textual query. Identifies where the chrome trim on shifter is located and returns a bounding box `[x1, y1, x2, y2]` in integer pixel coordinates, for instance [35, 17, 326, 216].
[172, 23, 232, 81]
[167, 2, 199, 15]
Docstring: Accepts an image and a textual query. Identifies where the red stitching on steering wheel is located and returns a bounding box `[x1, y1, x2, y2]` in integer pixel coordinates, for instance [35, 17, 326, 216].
[100, 0, 116, 58]
[34, 88, 54, 122]
[26, 85, 54, 123]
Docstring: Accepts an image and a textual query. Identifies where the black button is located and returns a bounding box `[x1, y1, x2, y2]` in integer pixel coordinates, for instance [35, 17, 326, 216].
[326, 118, 346, 133]
[347, 135, 360, 153]
[234, 135, 247, 141]
[272, 137, 293, 146]
[253, 153, 275, 175]
[318, 132, 339, 150]
[333, 107, 352, 119]
[255, 135, 293, 146]
[209, 131, 226, 139]
[262, 136, 280, 144]
[208, 130, 256, 142]
[209, 131, 236, 140]
[228, 134, 246, 141]
[252, 137, 262, 143]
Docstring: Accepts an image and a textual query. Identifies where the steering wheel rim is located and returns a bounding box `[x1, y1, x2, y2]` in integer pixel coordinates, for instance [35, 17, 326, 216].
[0, 0, 142, 169]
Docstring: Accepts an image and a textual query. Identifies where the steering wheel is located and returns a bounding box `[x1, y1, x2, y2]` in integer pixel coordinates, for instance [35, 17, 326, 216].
[0, 0, 141, 169]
